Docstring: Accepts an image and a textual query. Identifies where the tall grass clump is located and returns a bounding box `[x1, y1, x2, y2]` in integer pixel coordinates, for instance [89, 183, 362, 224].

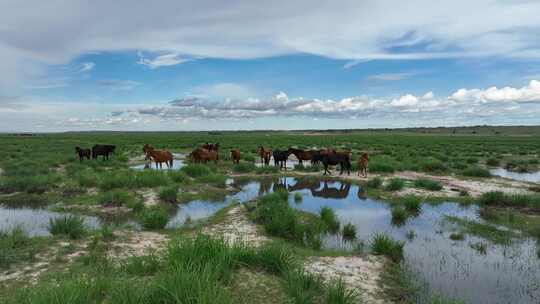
[325, 279, 358, 304]
[168, 170, 190, 183]
[159, 185, 178, 203]
[232, 162, 256, 173]
[294, 192, 303, 203]
[420, 159, 447, 172]
[414, 178, 443, 191]
[366, 176, 383, 188]
[370, 233, 405, 262]
[479, 191, 540, 210]
[48, 215, 86, 239]
[196, 173, 228, 188]
[255, 165, 279, 174]
[98, 190, 132, 206]
[342, 223, 357, 240]
[462, 166, 491, 178]
[369, 160, 396, 173]
[391, 207, 408, 226]
[140, 206, 169, 229]
[320, 206, 340, 233]
[385, 178, 405, 191]
[402, 195, 422, 213]
[0, 227, 33, 269]
[486, 158, 500, 166]
[132, 170, 169, 188]
[181, 164, 212, 177]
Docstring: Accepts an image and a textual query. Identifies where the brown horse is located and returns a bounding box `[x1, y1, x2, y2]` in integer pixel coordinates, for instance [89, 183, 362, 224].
[202, 142, 220, 160]
[75, 146, 91, 162]
[257, 146, 272, 166]
[311, 148, 336, 165]
[230, 149, 241, 164]
[322, 152, 351, 175]
[143, 144, 173, 169]
[287, 148, 314, 166]
[190, 148, 218, 164]
[357, 152, 369, 177]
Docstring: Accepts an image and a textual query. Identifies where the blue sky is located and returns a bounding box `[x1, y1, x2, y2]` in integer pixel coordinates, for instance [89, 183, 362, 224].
[1, 0, 540, 131]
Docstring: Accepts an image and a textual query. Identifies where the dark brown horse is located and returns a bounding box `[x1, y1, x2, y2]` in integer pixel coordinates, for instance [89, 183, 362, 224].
[75, 146, 91, 162]
[322, 152, 351, 175]
[92, 144, 116, 160]
[311, 148, 336, 165]
[257, 146, 272, 166]
[273, 150, 290, 170]
[230, 149, 241, 164]
[190, 148, 218, 164]
[357, 152, 369, 177]
[287, 148, 314, 166]
[143, 144, 173, 169]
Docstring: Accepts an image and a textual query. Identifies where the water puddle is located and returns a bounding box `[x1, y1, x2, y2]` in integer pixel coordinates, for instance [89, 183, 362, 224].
[174, 176, 540, 304]
[131, 153, 186, 171]
[0, 206, 101, 236]
[490, 168, 540, 183]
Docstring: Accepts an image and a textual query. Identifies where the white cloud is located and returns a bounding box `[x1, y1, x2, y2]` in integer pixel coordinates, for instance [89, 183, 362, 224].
[96, 79, 141, 90]
[450, 80, 540, 103]
[79, 62, 95, 72]
[2, 1, 540, 90]
[138, 52, 194, 69]
[367, 72, 419, 81]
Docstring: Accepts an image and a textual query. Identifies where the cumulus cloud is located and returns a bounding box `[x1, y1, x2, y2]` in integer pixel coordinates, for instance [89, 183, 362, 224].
[137, 52, 194, 69]
[2, 1, 540, 90]
[450, 80, 540, 104]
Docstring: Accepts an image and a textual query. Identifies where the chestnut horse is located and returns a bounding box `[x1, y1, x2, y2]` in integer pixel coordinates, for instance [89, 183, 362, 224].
[143, 144, 173, 169]
[357, 152, 369, 177]
[257, 146, 272, 166]
[75, 146, 91, 162]
[190, 148, 218, 164]
[287, 148, 314, 166]
[202, 142, 220, 160]
[230, 149, 241, 164]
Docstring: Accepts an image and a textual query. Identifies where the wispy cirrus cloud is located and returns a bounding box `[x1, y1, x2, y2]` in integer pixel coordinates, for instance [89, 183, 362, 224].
[96, 79, 141, 90]
[366, 72, 420, 81]
[137, 52, 194, 69]
[79, 62, 95, 72]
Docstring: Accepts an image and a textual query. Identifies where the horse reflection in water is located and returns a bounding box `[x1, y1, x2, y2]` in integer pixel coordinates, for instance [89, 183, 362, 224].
[272, 177, 288, 192]
[357, 187, 367, 200]
[310, 181, 351, 199]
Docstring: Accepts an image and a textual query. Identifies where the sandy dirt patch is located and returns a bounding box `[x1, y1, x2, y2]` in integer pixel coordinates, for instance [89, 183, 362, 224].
[395, 171, 531, 197]
[136, 189, 160, 207]
[304, 255, 388, 304]
[203, 205, 269, 247]
[108, 230, 168, 259]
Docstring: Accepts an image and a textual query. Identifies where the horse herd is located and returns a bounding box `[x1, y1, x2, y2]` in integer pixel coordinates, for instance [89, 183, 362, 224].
[75, 142, 370, 176]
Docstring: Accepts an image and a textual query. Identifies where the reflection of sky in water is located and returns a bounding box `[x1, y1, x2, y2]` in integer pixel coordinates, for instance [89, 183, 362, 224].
[131, 158, 185, 171]
[170, 176, 540, 304]
[490, 168, 540, 183]
[0, 206, 101, 236]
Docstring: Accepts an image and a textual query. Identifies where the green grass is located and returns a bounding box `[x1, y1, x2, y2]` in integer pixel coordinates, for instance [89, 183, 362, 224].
[402, 195, 422, 213]
[449, 232, 465, 241]
[139, 206, 169, 230]
[293, 192, 302, 203]
[414, 178, 443, 191]
[391, 206, 408, 226]
[182, 164, 212, 177]
[486, 158, 500, 166]
[479, 191, 540, 211]
[158, 185, 178, 203]
[320, 206, 340, 233]
[342, 223, 357, 240]
[98, 190, 133, 206]
[462, 166, 491, 178]
[167, 170, 190, 183]
[233, 162, 256, 173]
[196, 173, 228, 188]
[370, 233, 404, 262]
[385, 178, 405, 191]
[0, 227, 37, 269]
[445, 216, 515, 245]
[48, 215, 87, 239]
[366, 176, 383, 188]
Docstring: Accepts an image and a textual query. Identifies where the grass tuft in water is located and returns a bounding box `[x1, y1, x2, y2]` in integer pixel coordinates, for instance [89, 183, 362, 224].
[320, 206, 340, 233]
[342, 223, 357, 240]
[48, 215, 86, 239]
[366, 176, 383, 188]
[462, 166, 491, 177]
[139, 206, 169, 230]
[385, 178, 405, 191]
[158, 185, 178, 203]
[391, 206, 408, 226]
[370, 233, 404, 262]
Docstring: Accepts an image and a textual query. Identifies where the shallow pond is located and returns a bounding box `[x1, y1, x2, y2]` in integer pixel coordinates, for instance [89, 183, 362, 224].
[131, 155, 185, 171]
[176, 176, 540, 304]
[490, 167, 540, 183]
[0, 206, 101, 237]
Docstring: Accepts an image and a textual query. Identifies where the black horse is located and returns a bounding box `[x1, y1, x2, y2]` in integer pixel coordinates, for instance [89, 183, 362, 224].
[75, 146, 91, 162]
[92, 144, 116, 160]
[273, 150, 290, 170]
[322, 152, 351, 175]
